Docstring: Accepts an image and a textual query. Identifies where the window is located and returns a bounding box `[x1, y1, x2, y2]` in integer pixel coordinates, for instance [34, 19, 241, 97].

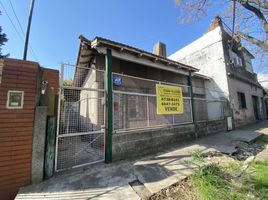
[229, 50, 243, 67]
[237, 92, 247, 109]
[245, 60, 253, 72]
[234, 56, 243, 66]
[243, 51, 254, 73]
[6, 91, 24, 109]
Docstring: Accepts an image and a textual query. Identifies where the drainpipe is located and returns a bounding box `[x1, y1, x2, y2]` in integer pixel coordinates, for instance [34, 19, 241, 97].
[105, 49, 113, 163]
[188, 71, 197, 139]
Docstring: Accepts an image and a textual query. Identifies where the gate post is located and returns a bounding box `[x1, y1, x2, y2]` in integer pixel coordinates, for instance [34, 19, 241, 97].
[105, 49, 113, 163]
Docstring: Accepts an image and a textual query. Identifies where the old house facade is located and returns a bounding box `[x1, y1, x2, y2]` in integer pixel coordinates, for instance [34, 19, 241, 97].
[169, 17, 266, 128]
[55, 36, 229, 171]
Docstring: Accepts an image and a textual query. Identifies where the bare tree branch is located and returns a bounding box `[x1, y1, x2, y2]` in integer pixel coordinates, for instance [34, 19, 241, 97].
[175, 0, 268, 65]
[238, 0, 268, 34]
[237, 31, 268, 52]
[198, 0, 207, 10]
[248, 0, 268, 9]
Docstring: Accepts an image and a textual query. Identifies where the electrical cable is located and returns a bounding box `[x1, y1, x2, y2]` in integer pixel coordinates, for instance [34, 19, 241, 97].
[8, 0, 39, 61]
[0, 0, 39, 61]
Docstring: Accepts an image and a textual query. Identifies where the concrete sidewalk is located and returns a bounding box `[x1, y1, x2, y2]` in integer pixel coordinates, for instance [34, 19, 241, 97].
[16, 121, 268, 200]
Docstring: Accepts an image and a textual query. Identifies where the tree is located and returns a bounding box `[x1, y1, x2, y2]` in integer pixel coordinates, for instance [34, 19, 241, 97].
[176, 0, 268, 55]
[63, 79, 73, 86]
[0, 11, 8, 58]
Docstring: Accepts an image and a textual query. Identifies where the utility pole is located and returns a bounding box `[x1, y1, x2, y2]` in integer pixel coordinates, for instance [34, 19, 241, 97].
[23, 0, 35, 60]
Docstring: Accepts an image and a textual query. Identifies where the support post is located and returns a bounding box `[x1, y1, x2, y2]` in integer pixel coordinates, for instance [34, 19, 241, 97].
[188, 71, 197, 138]
[105, 49, 113, 163]
[31, 106, 47, 183]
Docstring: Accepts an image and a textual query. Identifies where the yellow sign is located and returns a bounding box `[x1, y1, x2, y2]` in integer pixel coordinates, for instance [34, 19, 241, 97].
[156, 84, 183, 114]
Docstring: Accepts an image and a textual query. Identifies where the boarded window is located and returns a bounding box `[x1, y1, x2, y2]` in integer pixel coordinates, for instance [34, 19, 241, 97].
[237, 92, 247, 109]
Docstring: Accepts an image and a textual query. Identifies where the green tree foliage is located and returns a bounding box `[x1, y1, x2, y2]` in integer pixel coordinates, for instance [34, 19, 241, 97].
[63, 79, 73, 86]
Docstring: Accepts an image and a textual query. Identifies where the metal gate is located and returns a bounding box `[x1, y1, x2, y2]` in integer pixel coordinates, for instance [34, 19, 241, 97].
[55, 64, 106, 171]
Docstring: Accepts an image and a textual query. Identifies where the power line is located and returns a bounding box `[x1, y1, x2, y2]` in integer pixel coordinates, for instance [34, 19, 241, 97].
[8, 0, 24, 34]
[8, 0, 39, 61]
[0, 1, 24, 40]
[0, 0, 39, 61]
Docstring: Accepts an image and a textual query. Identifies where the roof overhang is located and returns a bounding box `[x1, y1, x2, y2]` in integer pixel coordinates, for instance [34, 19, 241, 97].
[192, 72, 212, 80]
[79, 35, 199, 75]
[75, 36, 211, 86]
[73, 39, 96, 87]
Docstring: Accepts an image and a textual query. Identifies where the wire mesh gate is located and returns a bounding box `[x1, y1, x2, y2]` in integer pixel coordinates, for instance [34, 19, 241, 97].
[55, 64, 106, 171]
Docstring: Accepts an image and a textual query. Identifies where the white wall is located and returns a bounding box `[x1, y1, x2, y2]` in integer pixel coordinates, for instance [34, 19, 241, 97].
[169, 27, 229, 120]
[80, 70, 102, 130]
[169, 27, 229, 99]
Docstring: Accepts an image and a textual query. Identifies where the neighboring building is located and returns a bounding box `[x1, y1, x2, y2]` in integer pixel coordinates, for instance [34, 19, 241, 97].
[55, 36, 228, 171]
[169, 16, 266, 128]
[0, 58, 58, 200]
[257, 73, 268, 117]
[258, 73, 268, 89]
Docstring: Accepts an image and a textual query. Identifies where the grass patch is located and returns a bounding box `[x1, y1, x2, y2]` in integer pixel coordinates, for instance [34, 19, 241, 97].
[191, 149, 205, 163]
[190, 164, 233, 200]
[152, 154, 268, 200]
[224, 162, 242, 176]
[190, 161, 268, 200]
[225, 162, 241, 171]
[257, 135, 268, 143]
[247, 161, 268, 199]
[184, 149, 205, 166]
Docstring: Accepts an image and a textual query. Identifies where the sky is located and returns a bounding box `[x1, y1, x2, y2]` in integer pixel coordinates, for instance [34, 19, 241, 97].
[0, 0, 228, 71]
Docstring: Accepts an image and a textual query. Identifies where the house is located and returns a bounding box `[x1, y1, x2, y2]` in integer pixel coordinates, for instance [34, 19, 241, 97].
[169, 16, 266, 128]
[257, 73, 268, 116]
[55, 36, 229, 171]
[0, 58, 59, 200]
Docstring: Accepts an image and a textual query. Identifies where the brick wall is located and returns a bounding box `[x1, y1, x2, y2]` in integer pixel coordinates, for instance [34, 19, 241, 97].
[0, 58, 39, 200]
[43, 68, 59, 93]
